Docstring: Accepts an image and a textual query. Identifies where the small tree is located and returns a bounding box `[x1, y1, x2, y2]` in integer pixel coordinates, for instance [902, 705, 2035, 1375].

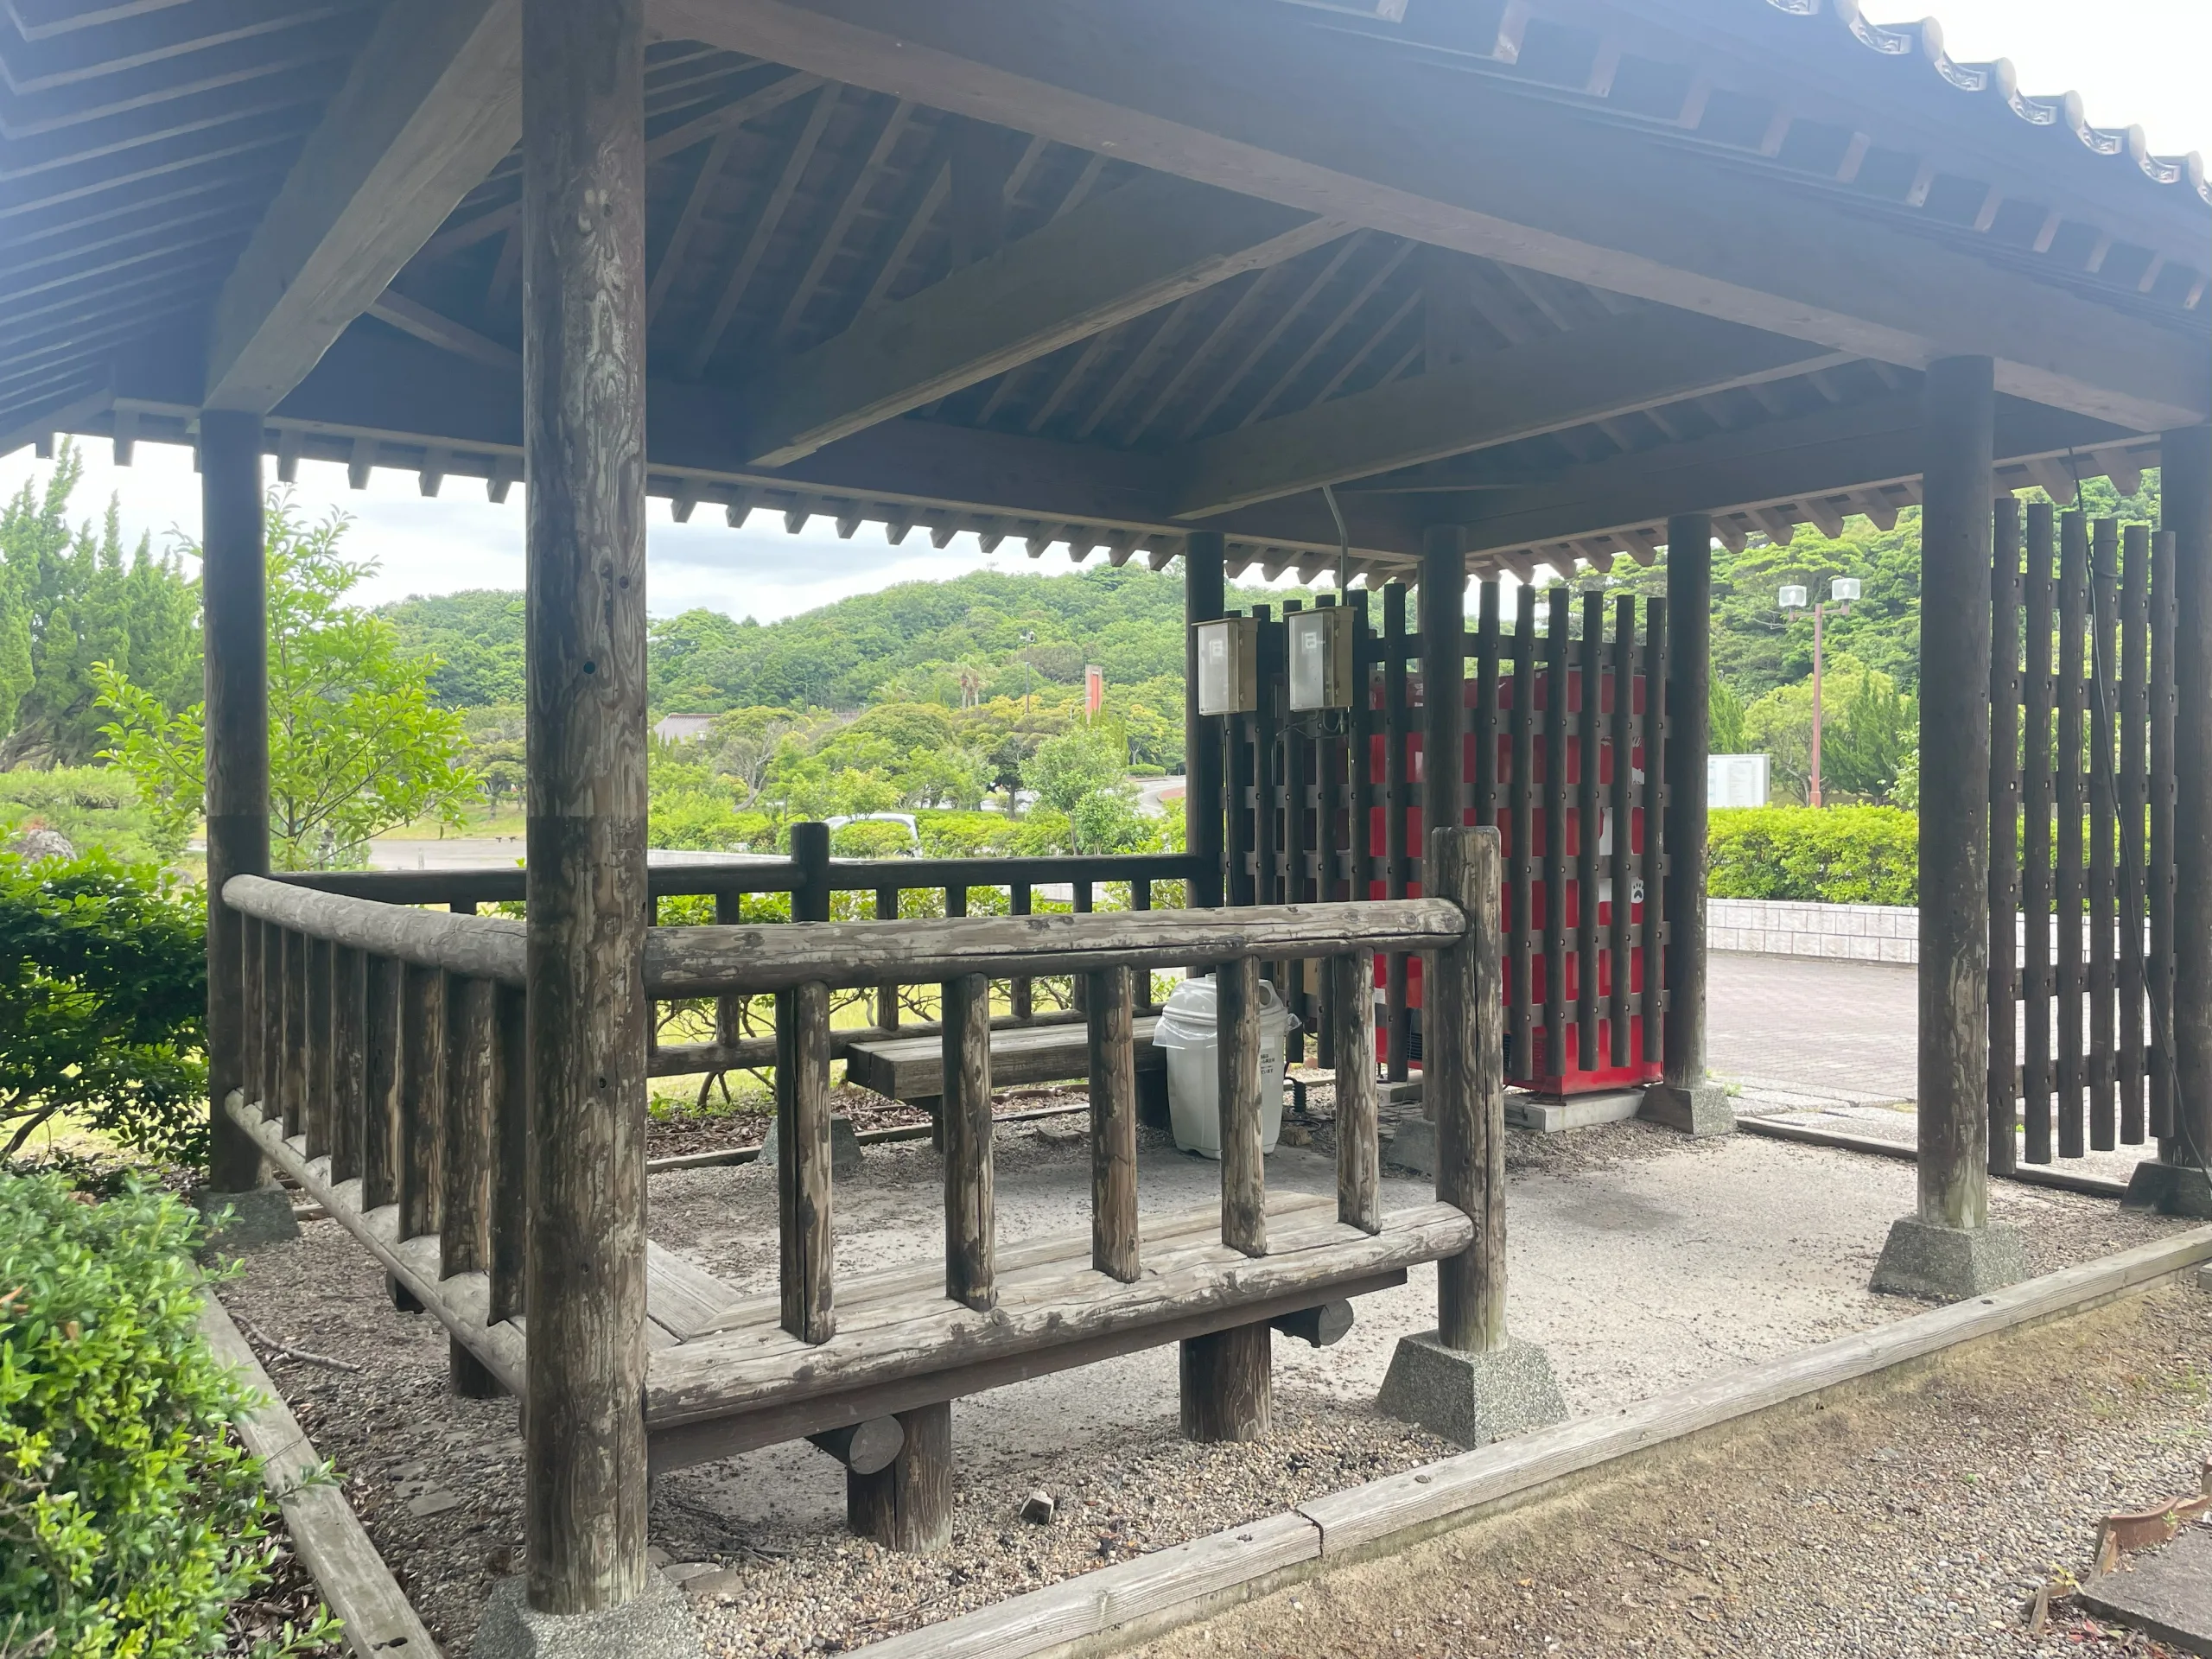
[1021, 726, 1139, 853]
[0, 852, 207, 1166]
[95, 497, 477, 870]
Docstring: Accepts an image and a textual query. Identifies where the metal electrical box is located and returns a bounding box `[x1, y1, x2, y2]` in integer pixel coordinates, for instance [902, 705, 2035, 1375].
[1287, 607, 1355, 710]
[1194, 616, 1258, 715]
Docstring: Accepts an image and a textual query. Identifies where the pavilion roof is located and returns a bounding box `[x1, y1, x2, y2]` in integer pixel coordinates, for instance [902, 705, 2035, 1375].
[3, 0, 2203, 581]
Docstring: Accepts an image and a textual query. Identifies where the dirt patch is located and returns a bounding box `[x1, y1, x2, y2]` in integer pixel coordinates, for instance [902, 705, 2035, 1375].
[1132, 1285, 2212, 1659]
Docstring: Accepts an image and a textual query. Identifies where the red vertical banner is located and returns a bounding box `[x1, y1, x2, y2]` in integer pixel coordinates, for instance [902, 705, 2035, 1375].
[1085, 664, 1103, 717]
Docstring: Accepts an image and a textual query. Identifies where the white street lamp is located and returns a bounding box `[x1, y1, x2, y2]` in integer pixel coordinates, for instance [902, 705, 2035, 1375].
[1780, 576, 1859, 806]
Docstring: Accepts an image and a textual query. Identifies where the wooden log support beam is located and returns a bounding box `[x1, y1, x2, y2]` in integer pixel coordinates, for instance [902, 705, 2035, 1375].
[1428, 827, 1507, 1354]
[1180, 1321, 1273, 1442]
[1269, 1300, 1354, 1348]
[1168, 313, 1839, 518]
[1217, 955, 1267, 1259]
[200, 410, 269, 1192]
[777, 980, 836, 1344]
[519, 0, 652, 1616]
[1087, 967, 1140, 1283]
[805, 1417, 905, 1477]
[444, 976, 502, 1398]
[942, 972, 995, 1312]
[1329, 950, 1381, 1235]
[735, 172, 1342, 466]
[1185, 531, 1227, 910]
[846, 1401, 953, 1554]
[1916, 358, 1996, 1231]
[204, 0, 522, 410]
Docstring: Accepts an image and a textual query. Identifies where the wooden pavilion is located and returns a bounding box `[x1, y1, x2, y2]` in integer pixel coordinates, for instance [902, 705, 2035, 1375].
[4, 0, 2209, 1628]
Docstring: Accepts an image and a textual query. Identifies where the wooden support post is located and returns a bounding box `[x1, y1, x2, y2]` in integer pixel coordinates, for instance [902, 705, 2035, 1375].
[2056, 512, 2087, 1158]
[715, 889, 746, 1047]
[1420, 525, 1468, 1108]
[520, 0, 651, 1612]
[1541, 587, 1568, 1081]
[1609, 594, 1635, 1069]
[942, 972, 995, 1311]
[1575, 589, 1602, 1071]
[874, 887, 901, 1030]
[791, 820, 832, 922]
[2162, 424, 2212, 1189]
[1179, 1322, 1272, 1442]
[1509, 582, 1536, 1075]
[1917, 358, 1996, 1229]
[1640, 596, 1667, 1067]
[399, 964, 446, 1243]
[1217, 954, 1266, 1257]
[777, 980, 836, 1343]
[200, 408, 270, 1194]
[846, 1401, 952, 1554]
[1086, 966, 1139, 1282]
[1646, 512, 1726, 1132]
[1329, 950, 1380, 1234]
[1009, 881, 1033, 1020]
[2090, 517, 2120, 1152]
[2120, 524, 2152, 1147]
[445, 976, 501, 1397]
[2023, 503, 2056, 1161]
[1428, 827, 1506, 1353]
[1383, 583, 1411, 1082]
[2149, 530, 2177, 1147]
[363, 956, 401, 1211]
[490, 984, 528, 1325]
[1186, 531, 1227, 911]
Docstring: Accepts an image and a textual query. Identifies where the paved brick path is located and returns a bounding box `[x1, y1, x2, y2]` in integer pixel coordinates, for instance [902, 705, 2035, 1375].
[1706, 950, 1917, 1109]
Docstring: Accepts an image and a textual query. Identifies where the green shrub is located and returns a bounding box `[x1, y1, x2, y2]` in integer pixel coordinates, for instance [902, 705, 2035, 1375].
[0, 852, 207, 1168]
[0, 769, 178, 868]
[0, 1174, 338, 1657]
[1706, 805, 1917, 906]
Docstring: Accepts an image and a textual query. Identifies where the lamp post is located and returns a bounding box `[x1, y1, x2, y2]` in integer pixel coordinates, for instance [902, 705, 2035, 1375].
[1779, 576, 1860, 806]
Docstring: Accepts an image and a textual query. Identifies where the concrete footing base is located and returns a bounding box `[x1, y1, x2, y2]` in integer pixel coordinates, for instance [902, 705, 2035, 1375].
[1638, 1081, 1734, 1138]
[1377, 1078, 1424, 1111]
[190, 1184, 298, 1255]
[751, 1115, 864, 1177]
[475, 1573, 705, 1659]
[2120, 1160, 2212, 1218]
[1383, 1116, 1438, 1175]
[1870, 1216, 2028, 1301]
[1506, 1089, 1645, 1134]
[1376, 1332, 1568, 1449]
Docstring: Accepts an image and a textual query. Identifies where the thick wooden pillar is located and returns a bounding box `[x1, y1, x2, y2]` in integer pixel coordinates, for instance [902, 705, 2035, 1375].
[1643, 513, 1730, 1135]
[1915, 358, 1996, 1230]
[1185, 531, 1227, 908]
[2142, 423, 2212, 1210]
[519, 0, 651, 1616]
[1420, 526, 1467, 847]
[200, 410, 270, 1194]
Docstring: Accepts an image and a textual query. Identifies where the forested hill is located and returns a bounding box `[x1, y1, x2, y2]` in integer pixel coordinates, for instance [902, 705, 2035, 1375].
[384, 566, 1311, 713]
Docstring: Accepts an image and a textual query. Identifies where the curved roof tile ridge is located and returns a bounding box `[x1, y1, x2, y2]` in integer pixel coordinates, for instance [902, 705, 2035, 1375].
[1778, 0, 2210, 208]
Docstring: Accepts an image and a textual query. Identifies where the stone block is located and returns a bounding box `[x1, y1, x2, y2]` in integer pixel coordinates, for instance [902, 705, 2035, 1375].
[2120, 1160, 2212, 1219]
[1870, 1216, 2028, 1301]
[191, 1184, 298, 1256]
[1376, 1332, 1567, 1449]
[476, 1573, 705, 1659]
[1638, 1080, 1733, 1138]
[1503, 1090, 1644, 1134]
[2076, 1529, 2212, 1654]
[1384, 1115, 1438, 1175]
[750, 1114, 865, 1177]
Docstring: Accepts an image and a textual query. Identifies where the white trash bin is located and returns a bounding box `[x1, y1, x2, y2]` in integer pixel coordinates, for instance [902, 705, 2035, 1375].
[1149, 974, 1297, 1159]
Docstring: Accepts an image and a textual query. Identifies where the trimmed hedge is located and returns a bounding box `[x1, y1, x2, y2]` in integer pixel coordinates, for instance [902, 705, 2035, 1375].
[0, 1175, 335, 1657]
[1706, 805, 1917, 906]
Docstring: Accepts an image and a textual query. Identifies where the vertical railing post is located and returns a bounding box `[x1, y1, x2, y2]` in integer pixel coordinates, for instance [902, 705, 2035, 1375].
[714, 888, 746, 1052]
[1377, 826, 1565, 1446]
[1328, 950, 1380, 1234]
[1086, 966, 1139, 1282]
[941, 971, 994, 1311]
[363, 956, 401, 1213]
[874, 887, 901, 1029]
[305, 937, 333, 1160]
[491, 983, 529, 1328]
[1987, 498, 2021, 1175]
[1182, 952, 1273, 1444]
[330, 946, 365, 1187]
[519, 0, 652, 1613]
[1873, 356, 2027, 1296]
[777, 980, 836, 1342]
[399, 964, 446, 1245]
[445, 976, 501, 1397]
[281, 929, 307, 1140]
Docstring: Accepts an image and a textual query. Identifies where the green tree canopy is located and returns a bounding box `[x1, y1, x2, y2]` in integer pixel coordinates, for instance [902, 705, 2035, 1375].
[96, 498, 477, 870]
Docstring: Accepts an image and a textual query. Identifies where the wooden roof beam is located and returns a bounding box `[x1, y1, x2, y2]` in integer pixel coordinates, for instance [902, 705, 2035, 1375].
[734, 169, 1344, 465]
[203, 0, 520, 413]
[657, 0, 2209, 431]
[1167, 310, 1842, 519]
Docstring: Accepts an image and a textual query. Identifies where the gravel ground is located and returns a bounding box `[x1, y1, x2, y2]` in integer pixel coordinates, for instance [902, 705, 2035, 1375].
[214, 1094, 2202, 1658]
[1133, 1285, 2212, 1659]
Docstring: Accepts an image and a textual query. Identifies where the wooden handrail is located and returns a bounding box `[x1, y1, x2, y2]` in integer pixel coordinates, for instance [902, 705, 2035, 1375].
[225, 875, 526, 984]
[641, 897, 1467, 996]
[269, 849, 1205, 907]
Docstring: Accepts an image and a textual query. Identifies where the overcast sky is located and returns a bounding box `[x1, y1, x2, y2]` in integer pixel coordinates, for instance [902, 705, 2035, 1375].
[2, 0, 2201, 622]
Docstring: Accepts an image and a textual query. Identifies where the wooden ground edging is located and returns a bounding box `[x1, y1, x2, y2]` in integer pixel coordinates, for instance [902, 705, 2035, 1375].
[200, 1292, 440, 1659]
[1736, 1115, 2129, 1198]
[845, 1224, 2212, 1659]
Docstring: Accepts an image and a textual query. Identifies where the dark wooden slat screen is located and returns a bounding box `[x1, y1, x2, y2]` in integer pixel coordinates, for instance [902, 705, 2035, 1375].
[2020, 502, 2056, 1162]
[1987, 497, 2021, 1174]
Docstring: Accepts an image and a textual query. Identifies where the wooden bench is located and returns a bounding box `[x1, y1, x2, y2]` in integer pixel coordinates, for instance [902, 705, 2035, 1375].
[841, 1014, 1169, 1121]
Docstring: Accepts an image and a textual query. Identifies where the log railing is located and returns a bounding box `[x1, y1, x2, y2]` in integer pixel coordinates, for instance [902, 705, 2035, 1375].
[222, 826, 1510, 1550]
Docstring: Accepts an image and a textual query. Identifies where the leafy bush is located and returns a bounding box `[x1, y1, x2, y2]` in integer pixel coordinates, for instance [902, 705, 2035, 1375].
[0, 852, 207, 1167]
[0, 1174, 337, 1657]
[1706, 805, 1917, 906]
[0, 768, 179, 868]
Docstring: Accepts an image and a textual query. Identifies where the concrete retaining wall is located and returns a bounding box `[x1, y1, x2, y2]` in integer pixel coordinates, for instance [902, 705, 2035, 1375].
[1709, 899, 1918, 963]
